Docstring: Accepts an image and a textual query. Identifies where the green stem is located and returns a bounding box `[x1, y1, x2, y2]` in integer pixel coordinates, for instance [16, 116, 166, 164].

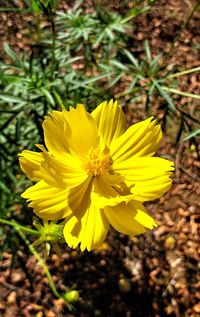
[164, 1, 200, 62]
[167, 66, 200, 79]
[15, 227, 73, 310]
[0, 218, 40, 236]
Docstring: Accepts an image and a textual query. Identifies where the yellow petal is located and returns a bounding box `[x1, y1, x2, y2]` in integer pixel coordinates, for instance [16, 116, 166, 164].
[91, 175, 133, 208]
[113, 157, 174, 201]
[22, 181, 70, 220]
[39, 148, 88, 188]
[91, 100, 125, 145]
[19, 150, 43, 181]
[104, 202, 148, 236]
[63, 104, 99, 157]
[110, 117, 162, 162]
[67, 177, 93, 218]
[63, 203, 110, 251]
[127, 200, 157, 229]
[43, 110, 71, 156]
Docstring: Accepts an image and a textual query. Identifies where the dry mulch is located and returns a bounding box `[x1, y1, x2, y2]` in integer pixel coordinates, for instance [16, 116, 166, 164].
[0, 1, 200, 316]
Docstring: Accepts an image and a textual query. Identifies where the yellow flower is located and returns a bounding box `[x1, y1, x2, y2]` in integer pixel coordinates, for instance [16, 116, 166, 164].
[19, 100, 174, 251]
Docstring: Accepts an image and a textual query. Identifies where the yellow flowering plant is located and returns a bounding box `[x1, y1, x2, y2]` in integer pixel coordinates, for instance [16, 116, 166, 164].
[19, 100, 174, 251]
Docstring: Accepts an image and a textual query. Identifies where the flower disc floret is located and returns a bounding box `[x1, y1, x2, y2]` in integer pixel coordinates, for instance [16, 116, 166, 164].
[82, 146, 112, 176]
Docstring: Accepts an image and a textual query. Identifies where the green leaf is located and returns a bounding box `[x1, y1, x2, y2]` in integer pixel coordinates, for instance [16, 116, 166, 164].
[144, 40, 152, 63]
[53, 90, 65, 110]
[167, 66, 200, 79]
[121, 6, 150, 23]
[123, 49, 141, 70]
[0, 7, 25, 12]
[128, 76, 140, 92]
[182, 127, 200, 141]
[71, 73, 110, 89]
[153, 81, 177, 113]
[40, 88, 55, 106]
[162, 87, 200, 100]
[0, 94, 24, 103]
[0, 181, 10, 194]
[6, 169, 17, 185]
[31, 0, 41, 12]
[3, 43, 20, 65]
[149, 54, 162, 77]
[110, 60, 128, 71]
[109, 73, 124, 87]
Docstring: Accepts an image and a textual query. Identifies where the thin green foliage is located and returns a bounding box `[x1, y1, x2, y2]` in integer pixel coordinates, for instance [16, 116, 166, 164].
[0, 0, 143, 227]
[182, 127, 200, 141]
[101, 40, 199, 147]
[0, 0, 199, 306]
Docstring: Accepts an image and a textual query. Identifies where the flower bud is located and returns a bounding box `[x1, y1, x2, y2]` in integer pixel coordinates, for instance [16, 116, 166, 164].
[63, 290, 79, 303]
[41, 222, 63, 242]
[33, 221, 64, 248]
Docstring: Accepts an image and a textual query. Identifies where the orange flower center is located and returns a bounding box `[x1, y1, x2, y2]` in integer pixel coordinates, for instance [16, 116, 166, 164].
[83, 147, 111, 176]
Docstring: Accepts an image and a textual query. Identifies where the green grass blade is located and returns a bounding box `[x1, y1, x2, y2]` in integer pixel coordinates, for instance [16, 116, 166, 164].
[123, 49, 141, 70]
[167, 66, 200, 79]
[144, 40, 152, 63]
[182, 127, 200, 141]
[153, 81, 177, 113]
[0, 94, 24, 103]
[40, 88, 55, 106]
[110, 60, 128, 71]
[162, 86, 200, 100]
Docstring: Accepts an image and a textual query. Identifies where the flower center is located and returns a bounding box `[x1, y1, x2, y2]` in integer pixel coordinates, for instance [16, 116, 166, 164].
[83, 147, 111, 176]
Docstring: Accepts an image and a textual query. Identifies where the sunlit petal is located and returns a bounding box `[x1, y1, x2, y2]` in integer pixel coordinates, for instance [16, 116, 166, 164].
[22, 181, 70, 220]
[67, 177, 93, 218]
[19, 150, 43, 181]
[92, 100, 125, 145]
[39, 148, 88, 188]
[64, 104, 99, 157]
[64, 203, 109, 251]
[43, 110, 71, 156]
[91, 175, 133, 208]
[110, 117, 162, 162]
[113, 157, 174, 201]
[104, 200, 156, 236]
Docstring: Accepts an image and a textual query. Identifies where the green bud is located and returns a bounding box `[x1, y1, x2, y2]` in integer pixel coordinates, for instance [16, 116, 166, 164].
[189, 144, 195, 153]
[33, 221, 64, 248]
[63, 290, 79, 303]
[41, 222, 63, 242]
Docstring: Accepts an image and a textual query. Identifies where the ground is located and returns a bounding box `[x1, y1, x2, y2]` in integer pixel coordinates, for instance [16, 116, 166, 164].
[0, 1, 200, 317]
